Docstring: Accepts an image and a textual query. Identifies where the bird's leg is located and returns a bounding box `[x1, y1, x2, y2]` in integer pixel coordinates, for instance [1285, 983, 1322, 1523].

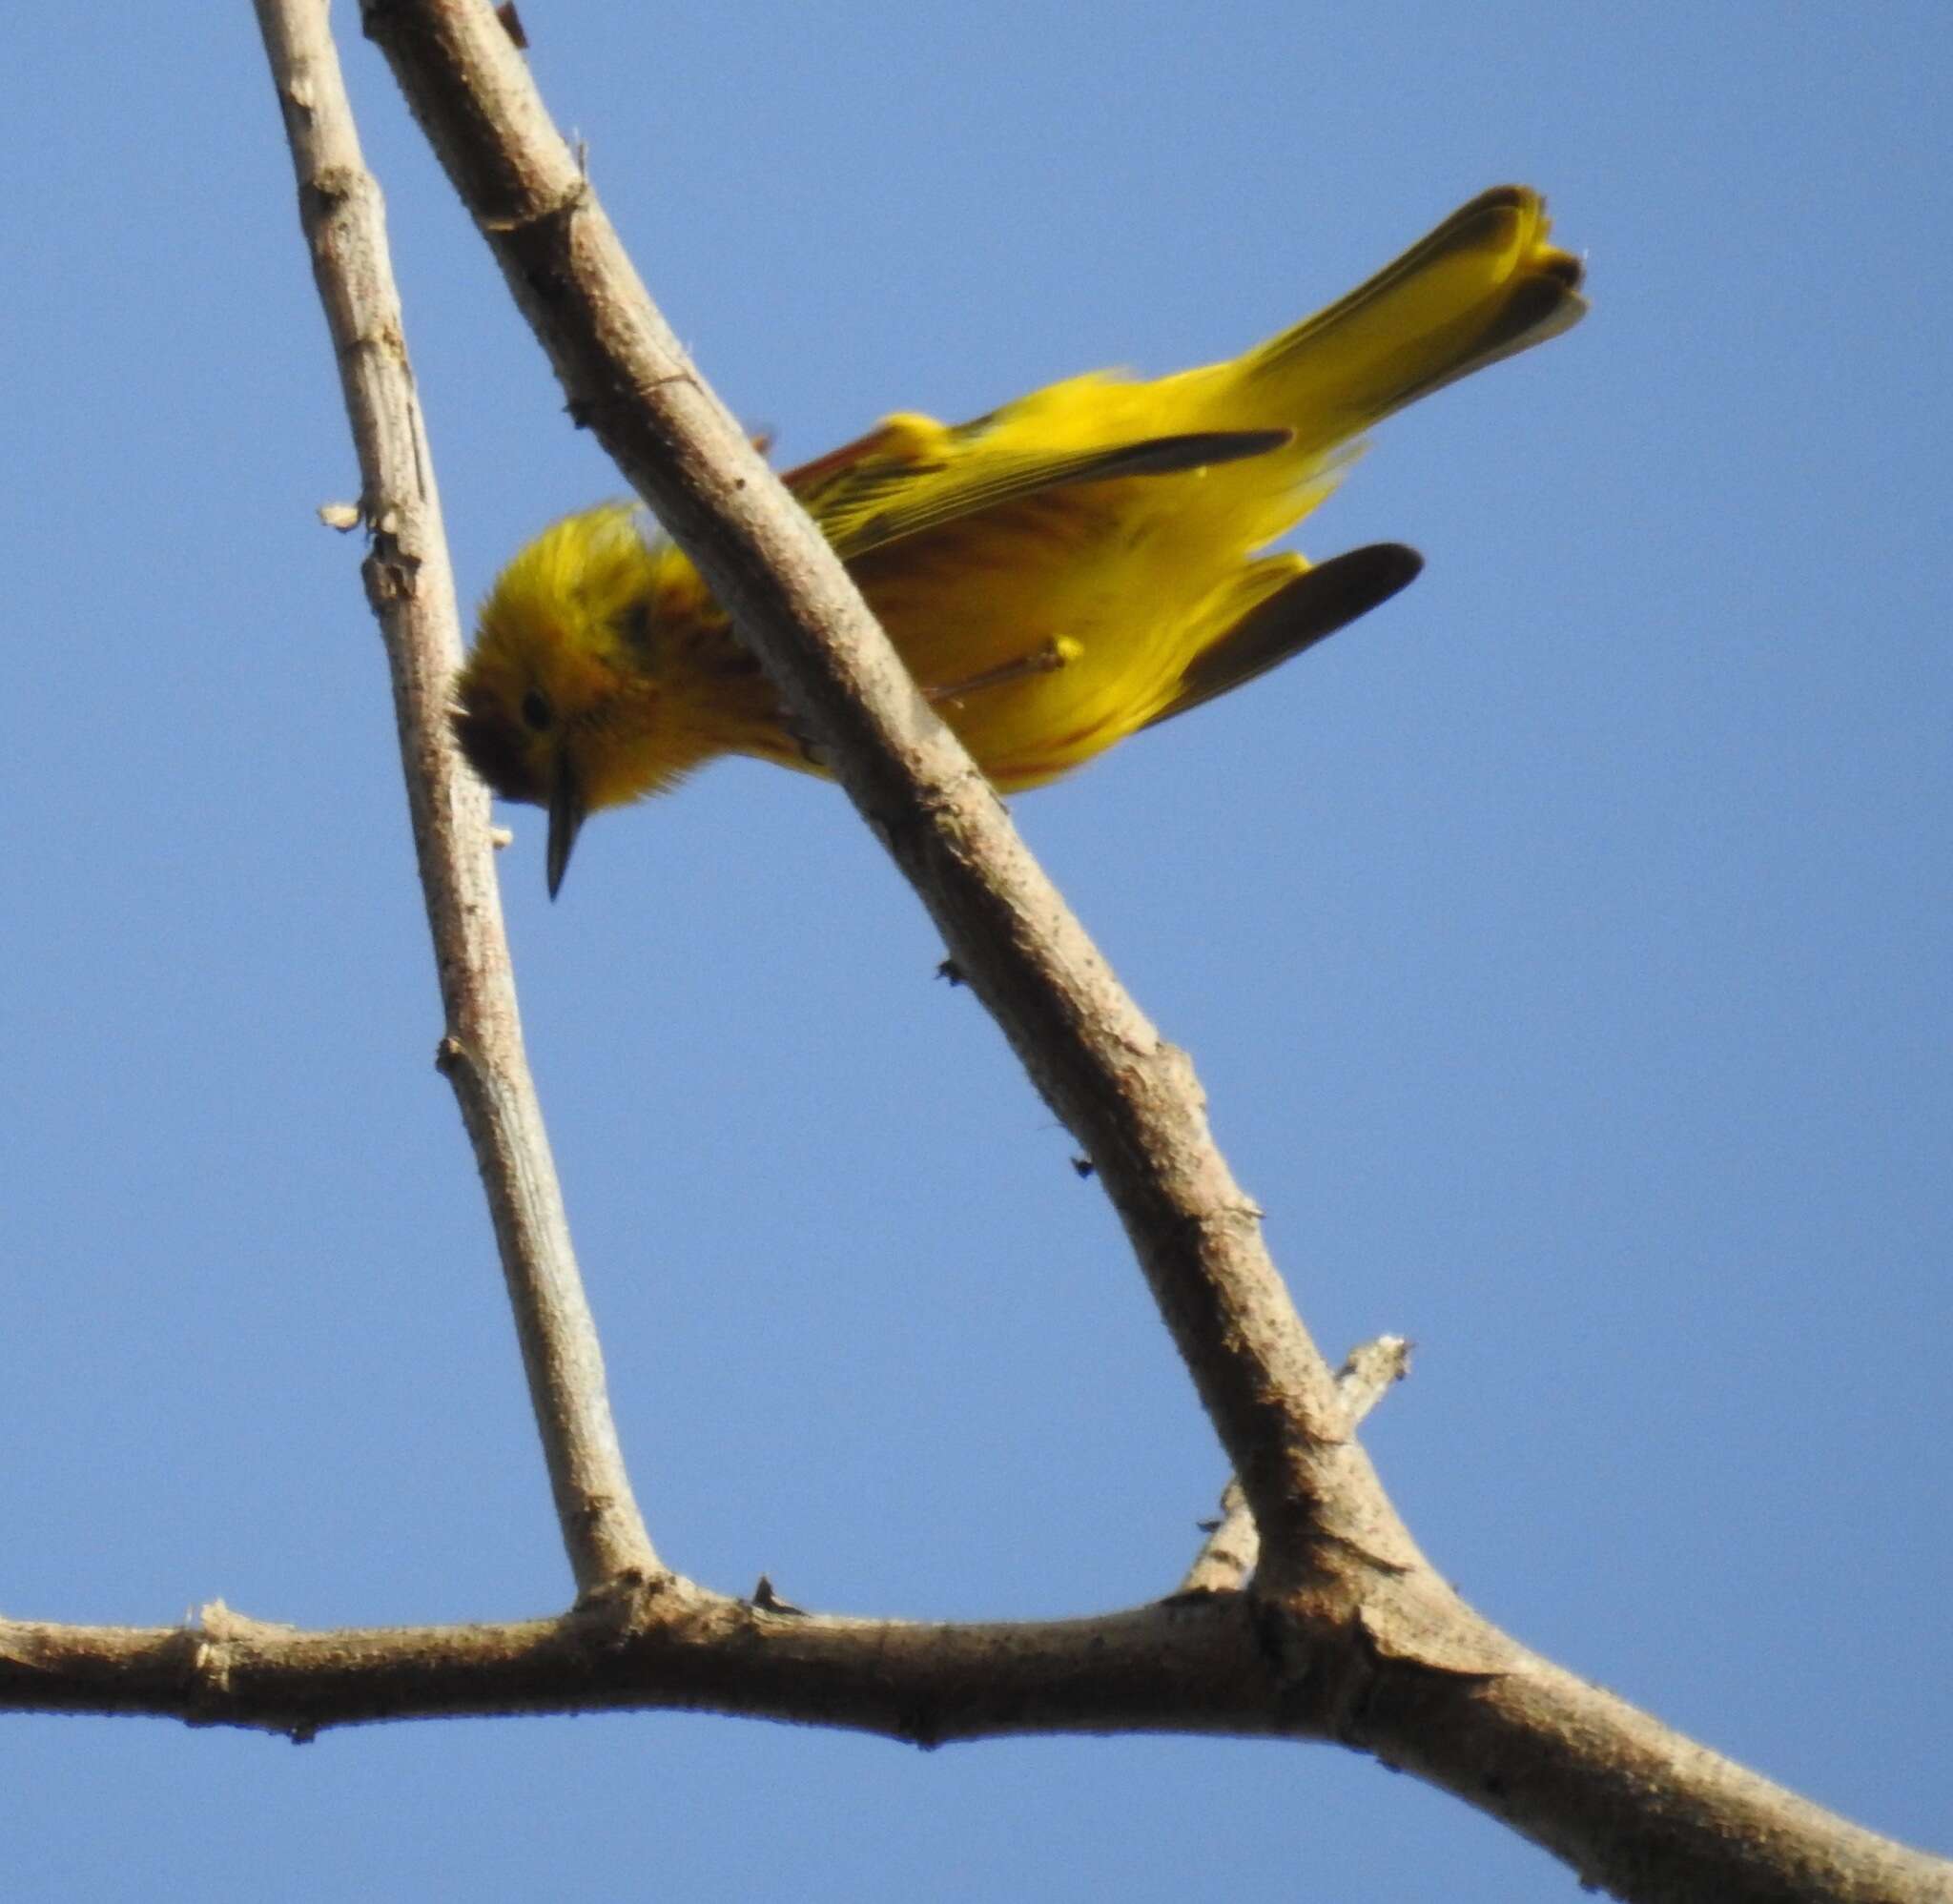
[926, 635, 1082, 705]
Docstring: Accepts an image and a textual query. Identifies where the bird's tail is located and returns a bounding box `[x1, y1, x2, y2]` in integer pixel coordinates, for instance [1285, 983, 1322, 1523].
[1237, 186, 1586, 457]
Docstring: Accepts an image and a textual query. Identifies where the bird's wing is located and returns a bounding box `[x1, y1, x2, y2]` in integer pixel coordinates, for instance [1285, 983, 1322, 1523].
[783, 414, 1291, 563]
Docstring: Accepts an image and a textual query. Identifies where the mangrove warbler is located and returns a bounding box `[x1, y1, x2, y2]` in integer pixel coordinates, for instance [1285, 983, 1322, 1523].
[455, 186, 1586, 893]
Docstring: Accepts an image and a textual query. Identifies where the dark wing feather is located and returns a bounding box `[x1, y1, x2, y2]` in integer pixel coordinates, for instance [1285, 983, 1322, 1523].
[1143, 543, 1424, 729]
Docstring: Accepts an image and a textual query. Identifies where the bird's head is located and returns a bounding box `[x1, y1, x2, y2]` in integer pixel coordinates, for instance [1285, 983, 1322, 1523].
[452, 505, 713, 895]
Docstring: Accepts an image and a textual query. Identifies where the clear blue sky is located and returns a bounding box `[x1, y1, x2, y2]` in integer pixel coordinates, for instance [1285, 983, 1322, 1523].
[5, 5, 1947, 1897]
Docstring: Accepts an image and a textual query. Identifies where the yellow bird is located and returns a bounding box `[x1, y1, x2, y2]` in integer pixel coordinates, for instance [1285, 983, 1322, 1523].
[455, 186, 1586, 893]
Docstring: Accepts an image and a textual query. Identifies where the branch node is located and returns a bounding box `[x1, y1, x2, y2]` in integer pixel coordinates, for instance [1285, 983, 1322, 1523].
[750, 1576, 807, 1618]
[571, 1568, 676, 1648]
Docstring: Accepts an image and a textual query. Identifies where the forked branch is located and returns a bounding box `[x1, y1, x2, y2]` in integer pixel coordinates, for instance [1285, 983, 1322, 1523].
[5, 7, 1935, 1904]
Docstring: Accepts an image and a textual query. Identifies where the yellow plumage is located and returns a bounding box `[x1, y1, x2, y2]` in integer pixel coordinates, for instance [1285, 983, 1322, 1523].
[454, 186, 1586, 892]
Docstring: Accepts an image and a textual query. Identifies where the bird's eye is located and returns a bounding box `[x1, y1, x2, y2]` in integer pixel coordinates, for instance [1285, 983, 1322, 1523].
[520, 689, 553, 732]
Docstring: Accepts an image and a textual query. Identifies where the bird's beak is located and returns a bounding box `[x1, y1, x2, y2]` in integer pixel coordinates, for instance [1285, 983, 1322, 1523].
[545, 752, 587, 900]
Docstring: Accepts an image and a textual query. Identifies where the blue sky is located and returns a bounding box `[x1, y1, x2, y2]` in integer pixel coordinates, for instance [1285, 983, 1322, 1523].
[4, 5, 1947, 1897]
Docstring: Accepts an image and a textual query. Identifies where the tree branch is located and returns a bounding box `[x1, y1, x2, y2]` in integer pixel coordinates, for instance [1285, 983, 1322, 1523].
[4, 1593, 1947, 1901]
[255, 0, 657, 1597]
[0, 1595, 1268, 1743]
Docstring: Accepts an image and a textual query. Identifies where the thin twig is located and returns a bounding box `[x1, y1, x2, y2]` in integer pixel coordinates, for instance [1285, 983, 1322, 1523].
[254, 0, 658, 1597]
[1176, 1479, 1258, 1600]
[1334, 1333, 1415, 1420]
[1178, 1337, 1412, 1595]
